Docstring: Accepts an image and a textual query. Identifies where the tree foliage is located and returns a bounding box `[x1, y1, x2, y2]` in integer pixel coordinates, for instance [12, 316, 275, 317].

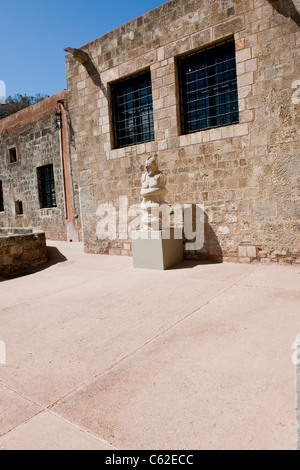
[0, 93, 49, 120]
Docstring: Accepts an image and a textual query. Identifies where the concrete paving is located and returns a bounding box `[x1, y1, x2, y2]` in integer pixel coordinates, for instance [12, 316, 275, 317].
[0, 241, 299, 450]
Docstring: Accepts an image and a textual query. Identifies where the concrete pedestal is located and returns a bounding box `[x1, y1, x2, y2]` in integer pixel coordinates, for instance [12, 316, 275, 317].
[131, 229, 183, 270]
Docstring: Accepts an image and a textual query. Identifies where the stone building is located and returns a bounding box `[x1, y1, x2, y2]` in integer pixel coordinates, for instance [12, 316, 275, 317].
[64, 0, 299, 263]
[0, 91, 80, 242]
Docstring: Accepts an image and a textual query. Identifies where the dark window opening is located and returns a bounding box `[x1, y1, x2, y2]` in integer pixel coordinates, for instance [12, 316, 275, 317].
[15, 200, 23, 215]
[9, 147, 17, 163]
[179, 38, 239, 134]
[0, 181, 4, 212]
[112, 70, 155, 149]
[37, 164, 57, 209]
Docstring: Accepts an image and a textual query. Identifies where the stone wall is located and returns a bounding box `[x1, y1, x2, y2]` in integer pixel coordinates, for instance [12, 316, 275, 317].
[0, 91, 80, 241]
[0, 229, 47, 276]
[65, 0, 300, 263]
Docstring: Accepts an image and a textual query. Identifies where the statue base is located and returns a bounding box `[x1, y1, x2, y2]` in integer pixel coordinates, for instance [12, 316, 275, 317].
[131, 229, 183, 270]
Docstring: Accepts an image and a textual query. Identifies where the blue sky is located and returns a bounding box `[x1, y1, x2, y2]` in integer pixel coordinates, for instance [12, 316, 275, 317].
[0, 0, 166, 98]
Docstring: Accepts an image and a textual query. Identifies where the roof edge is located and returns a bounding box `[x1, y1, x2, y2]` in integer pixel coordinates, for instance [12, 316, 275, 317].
[68, 0, 172, 52]
[0, 90, 67, 133]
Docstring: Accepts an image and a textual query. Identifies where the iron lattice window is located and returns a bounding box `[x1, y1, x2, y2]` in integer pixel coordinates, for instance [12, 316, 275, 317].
[37, 164, 57, 209]
[112, 70, 155, 148]
[179, 39, 239, 134]
[0, 181, 4, 212]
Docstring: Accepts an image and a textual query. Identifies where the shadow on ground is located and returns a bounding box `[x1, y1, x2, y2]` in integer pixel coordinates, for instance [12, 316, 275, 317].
[169, 259, 222, 271]
[0, 246, 67, 282]
[46, 246, 68, 266]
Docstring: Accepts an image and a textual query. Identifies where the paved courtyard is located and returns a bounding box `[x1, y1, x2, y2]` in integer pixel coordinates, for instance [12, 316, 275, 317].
[0, 241, 299, 450]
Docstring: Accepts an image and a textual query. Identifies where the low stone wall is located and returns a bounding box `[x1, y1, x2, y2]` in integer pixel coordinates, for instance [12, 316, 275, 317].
[0, 228, 47, 276]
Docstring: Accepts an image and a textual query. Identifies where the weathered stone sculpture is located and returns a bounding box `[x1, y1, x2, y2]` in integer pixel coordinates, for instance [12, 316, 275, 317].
[140, 155, 168, 231]
[64, 47, 88, 65]
[132, 154, 183, 269]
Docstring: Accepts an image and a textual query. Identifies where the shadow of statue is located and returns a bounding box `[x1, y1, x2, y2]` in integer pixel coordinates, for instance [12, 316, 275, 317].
[188, 208, 223, 263]
[171, 206, 223, 269]
[267, 0, 300, 27]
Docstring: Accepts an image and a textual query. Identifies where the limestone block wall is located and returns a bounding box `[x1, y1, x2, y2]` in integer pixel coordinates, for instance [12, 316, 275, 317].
[0, 91, 80, 241]
[0, 229, 47, 276]
[65, 0, 300, 263]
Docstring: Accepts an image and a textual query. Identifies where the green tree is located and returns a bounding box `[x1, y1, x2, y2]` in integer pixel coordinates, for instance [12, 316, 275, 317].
[0, 93, 49, 120]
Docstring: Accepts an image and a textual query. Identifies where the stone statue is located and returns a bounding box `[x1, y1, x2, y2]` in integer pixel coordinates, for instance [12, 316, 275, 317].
[140, 155, 168, 231]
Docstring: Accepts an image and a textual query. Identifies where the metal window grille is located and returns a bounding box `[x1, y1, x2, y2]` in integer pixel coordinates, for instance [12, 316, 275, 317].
[179, 39, 239, 134]
[38, 164, 57, 209]
[0, 181, 4, 212]
[112, 70, 155, 148]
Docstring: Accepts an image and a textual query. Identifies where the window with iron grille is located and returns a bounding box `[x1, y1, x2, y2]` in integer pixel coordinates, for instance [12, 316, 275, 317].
[112, 70, 155, 149]
[0, 181, 4, 212]
[178, 38, 239, 134]
[37, 164, 57, 209]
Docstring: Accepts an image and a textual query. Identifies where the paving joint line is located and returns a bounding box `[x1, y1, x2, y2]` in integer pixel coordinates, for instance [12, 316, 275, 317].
[0, 265, 257, 446]
[47, 266, 258, 409]
[0, 380, 116, 448]
[49, 409, 118, 449]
